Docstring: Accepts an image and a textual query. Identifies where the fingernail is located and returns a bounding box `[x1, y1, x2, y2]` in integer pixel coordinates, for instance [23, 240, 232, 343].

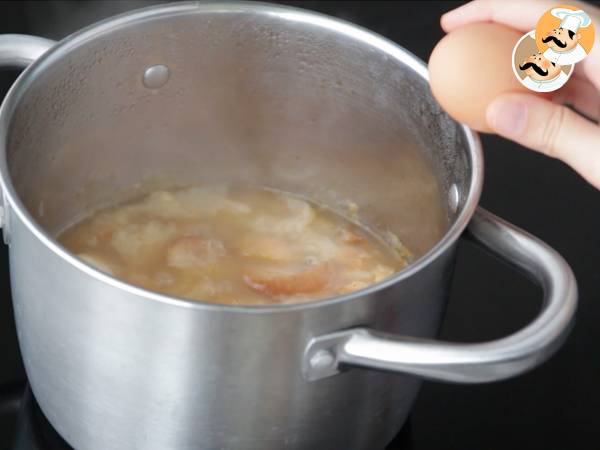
[486, 98, 528, 137]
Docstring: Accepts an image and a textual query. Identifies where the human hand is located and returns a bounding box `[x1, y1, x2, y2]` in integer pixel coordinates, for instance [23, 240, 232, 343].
[442, 0, 600, 189]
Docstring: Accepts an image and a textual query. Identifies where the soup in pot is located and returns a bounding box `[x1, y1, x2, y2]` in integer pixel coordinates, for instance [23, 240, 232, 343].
[58, 185, 411, 305]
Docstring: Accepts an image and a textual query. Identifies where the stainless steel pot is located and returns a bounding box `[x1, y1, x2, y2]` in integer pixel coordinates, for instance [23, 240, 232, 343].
[0, 3, 577, 450]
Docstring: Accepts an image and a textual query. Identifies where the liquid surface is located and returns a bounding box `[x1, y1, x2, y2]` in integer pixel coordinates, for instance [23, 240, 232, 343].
[59, 185, 411, 305]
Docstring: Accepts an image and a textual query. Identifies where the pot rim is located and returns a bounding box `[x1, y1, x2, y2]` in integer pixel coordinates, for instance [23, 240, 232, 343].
[0, 1, 483, 314]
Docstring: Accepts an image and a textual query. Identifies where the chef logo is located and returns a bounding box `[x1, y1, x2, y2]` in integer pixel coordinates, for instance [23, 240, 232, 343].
[512, 31, 574, 93]
[512, 5, 593, 92]
[536, 5, 595, 65]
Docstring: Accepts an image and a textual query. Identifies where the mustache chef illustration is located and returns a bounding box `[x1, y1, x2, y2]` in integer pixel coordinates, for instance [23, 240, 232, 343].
[542, 8, 592, 65]
[519, 51, 568, 92]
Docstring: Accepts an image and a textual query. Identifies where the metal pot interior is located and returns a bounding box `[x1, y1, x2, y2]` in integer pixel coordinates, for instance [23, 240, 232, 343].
[4, 3, 475, 259]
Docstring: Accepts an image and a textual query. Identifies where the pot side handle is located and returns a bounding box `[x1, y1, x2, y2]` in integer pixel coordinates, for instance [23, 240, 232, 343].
[0, 34, 56, 230]
[0, 34, 55, 68]
[303, 207, 577, 383]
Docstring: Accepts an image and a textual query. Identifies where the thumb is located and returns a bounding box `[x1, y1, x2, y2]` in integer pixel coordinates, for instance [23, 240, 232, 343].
[486, 93, 600, 190]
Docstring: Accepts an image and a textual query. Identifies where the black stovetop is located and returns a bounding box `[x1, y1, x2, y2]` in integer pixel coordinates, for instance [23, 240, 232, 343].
[2, 1, 600, 450]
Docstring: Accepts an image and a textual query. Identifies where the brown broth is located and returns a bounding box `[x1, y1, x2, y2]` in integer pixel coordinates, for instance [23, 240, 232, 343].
[58, 185, 411, 305]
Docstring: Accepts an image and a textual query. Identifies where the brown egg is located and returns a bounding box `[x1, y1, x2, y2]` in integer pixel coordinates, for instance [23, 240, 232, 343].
[429, 23, 530, 132]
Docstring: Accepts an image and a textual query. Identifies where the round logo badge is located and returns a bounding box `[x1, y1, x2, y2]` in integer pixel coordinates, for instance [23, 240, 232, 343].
[512, 5, 594, 92]
[512, 30, 574, 93]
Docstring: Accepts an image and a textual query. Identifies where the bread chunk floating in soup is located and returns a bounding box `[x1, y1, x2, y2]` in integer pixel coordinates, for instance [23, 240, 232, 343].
[59, 185, 411, 305]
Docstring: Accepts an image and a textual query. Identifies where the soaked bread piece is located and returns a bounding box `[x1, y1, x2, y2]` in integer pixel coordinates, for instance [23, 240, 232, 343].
[59, 185, 411, 304]
[243, 263, 331, 299]
[111, 221, 177, 266]
[167, 236, 227, 269]
[238, 233, 298, 261]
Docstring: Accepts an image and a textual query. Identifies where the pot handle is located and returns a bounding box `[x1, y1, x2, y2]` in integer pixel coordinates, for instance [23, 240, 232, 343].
[0, 34, 55, 229]
[0, 34, 55, 68]
[303, 207, 577, 383]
